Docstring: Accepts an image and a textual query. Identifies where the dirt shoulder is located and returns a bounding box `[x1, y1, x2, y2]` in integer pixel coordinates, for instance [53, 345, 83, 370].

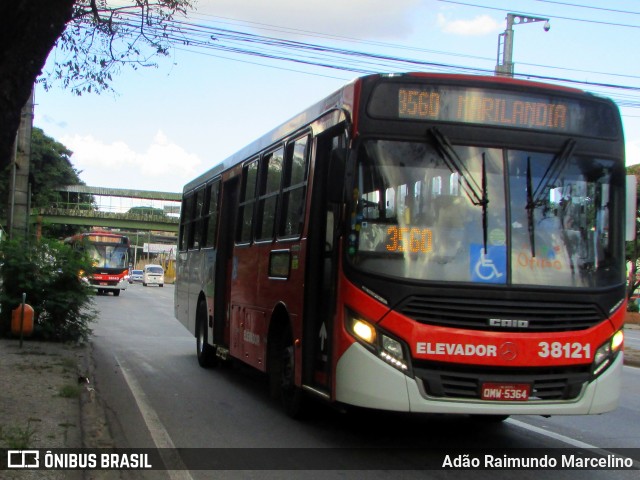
[0, 338, 115, 479]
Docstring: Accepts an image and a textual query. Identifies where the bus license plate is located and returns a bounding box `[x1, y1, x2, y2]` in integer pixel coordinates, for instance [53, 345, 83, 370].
[481, 383, 530, 401]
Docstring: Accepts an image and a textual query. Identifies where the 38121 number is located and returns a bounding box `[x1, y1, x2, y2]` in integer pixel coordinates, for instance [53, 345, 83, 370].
[538, 341, 591, 359]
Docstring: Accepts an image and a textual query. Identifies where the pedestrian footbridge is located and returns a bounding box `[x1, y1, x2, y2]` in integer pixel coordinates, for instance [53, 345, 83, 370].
[34, 185, 182, 232]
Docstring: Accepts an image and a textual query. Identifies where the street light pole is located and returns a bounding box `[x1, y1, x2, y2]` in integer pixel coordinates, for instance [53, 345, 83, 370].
[495, 13, 550, 77]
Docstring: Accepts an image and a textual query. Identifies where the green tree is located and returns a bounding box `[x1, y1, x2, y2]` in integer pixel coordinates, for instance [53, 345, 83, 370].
[0, 0, 194, 170]
[626, 165, 640, 299]
[127, 206, 167, 217]
[0, 128, 94, 237]
[29, 128, 86, 207]
[0, 238, 96, 342]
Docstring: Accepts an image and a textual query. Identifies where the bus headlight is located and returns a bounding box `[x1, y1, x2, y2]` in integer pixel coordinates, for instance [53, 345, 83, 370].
[381, 335, 409, 371]
[352, 318, 376, 345]
[345, 310, 411, 374]
[592, 330, 623, 377]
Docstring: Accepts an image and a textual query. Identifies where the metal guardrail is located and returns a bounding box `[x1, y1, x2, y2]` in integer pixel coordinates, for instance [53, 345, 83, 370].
[37, 207, 179, 223]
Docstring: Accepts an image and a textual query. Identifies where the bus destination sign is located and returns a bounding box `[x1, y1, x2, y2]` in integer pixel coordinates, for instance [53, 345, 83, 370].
[87, 235, 127, 244]
[399, 87, 569, 130]
[368, 82, 618, 138]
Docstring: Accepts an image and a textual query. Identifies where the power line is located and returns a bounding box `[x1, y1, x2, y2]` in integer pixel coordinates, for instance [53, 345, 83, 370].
[434, 0, 640, 28]
[531, 0, 640, 16]
[170, 12, 640, 83]
[70, 10, 640, 110]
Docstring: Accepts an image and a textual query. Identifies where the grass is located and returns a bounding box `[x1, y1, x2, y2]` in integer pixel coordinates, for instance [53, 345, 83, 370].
[58, 384, 82, 398]
[0, 419, 40, 449]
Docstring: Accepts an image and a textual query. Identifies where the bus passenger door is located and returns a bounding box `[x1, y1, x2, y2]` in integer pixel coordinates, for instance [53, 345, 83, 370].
[214, 176, 239, 348]
[303, 131, 347, 395]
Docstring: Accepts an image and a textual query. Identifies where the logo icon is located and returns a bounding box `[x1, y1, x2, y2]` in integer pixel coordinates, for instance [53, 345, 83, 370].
[489, 318, 530, 329]
[7, 450, 39, 469]
[499, 342, 518, 361]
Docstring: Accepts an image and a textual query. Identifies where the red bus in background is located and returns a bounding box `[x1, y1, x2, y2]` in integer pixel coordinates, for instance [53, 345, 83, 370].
[175, 72, 629, 420]
[66, 231, 130, 296]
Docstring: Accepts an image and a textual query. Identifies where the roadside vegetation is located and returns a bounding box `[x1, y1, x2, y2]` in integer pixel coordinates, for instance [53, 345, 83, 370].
[0, 238, 96, 343]
[0, 127, 97, 343]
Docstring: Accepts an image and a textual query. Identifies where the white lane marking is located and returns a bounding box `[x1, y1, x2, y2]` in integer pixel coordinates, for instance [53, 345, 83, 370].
[116, 355, 194, 480]
[506, 418, 640, 469]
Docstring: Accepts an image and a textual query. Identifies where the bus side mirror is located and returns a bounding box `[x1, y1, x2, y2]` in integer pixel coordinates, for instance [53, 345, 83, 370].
[328, 149, 346, 203]
[627, 175, 637, 242]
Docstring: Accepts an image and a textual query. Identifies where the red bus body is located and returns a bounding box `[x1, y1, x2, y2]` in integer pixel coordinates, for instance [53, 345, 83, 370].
[175, 73, 626, 418]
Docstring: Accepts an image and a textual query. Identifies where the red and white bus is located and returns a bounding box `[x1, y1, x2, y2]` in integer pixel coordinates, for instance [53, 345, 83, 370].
[66, 231, 130, 296]
[175, 72, 630, 419]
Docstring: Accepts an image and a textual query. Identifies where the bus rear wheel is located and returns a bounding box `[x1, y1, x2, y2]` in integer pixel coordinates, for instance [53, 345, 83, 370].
[196, 301, 217, 368]
[269, 326, 306, 418]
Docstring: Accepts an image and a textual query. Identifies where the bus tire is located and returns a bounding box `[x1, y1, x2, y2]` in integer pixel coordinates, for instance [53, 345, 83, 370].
[113, 290, 120, 296]
[196, 301, 217, 368]
[269, 326, 306, 418]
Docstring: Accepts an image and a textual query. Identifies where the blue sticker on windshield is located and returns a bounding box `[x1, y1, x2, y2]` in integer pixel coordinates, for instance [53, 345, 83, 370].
[470, 244, 506, 283]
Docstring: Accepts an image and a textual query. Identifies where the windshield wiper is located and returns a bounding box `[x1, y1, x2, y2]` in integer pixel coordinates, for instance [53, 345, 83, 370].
[526, 157, 536, 258]
[428, 127, 489, 252]
[481, 153, 488, 254]
[532, 139, 576, 205]
[429, 128, 484, 206]
[524, 139, 576, 258]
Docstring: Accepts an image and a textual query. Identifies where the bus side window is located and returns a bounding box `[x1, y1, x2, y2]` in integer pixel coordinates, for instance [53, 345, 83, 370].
[237, 159, 259, 244]
[279, 135, 309, 238]
[256, 147, 284, 241]
[192, 187, 205, 249]
[203, 180, 220, 248]
[180, 193, 194, 251]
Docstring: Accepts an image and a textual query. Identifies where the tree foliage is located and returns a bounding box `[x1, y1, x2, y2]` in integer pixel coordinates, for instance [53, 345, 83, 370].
[32, 128, 93, 206]
[0, 128, 94, 237]
[127, 206, 166, 217]
[41, 0, 194, 96]
[0, 238, 97, 342]
[626, 164, 640, 299]
[0, 0, 194, 169]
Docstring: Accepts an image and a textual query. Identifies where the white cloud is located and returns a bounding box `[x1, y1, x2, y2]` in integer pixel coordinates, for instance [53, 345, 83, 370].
[61, 132, 202, 192]
[195, 0, 422, 39]
[627, 139, 640, 166]
[437, 13, 501, 36]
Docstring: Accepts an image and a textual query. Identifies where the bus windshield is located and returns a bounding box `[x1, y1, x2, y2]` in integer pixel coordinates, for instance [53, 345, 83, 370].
[346, 138, 623, 288]
[87, 244, 129, 270]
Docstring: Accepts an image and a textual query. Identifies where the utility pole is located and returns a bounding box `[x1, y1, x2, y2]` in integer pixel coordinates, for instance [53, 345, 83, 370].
[7, 88, 35, 240]
[495, 14, 550, 77]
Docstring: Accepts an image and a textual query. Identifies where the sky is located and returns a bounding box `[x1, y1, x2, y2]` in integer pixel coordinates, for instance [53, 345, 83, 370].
[33, 0, 640, 196]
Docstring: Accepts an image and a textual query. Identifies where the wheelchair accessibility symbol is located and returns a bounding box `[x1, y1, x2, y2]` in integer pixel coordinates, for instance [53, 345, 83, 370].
[470, 244, 506, 284]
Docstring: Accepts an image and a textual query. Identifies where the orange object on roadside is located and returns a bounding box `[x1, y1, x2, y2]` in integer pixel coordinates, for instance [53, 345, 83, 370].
[11, 304, 34, 337]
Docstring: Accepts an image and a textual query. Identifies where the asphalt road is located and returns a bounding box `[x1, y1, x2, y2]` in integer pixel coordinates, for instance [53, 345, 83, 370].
[624, 326, 640, 350]
[88, 284, 640, 479]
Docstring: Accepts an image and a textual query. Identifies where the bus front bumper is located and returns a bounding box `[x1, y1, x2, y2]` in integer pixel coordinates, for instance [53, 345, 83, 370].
[90, 279, 128, 291]
[335, 342, 622, 415]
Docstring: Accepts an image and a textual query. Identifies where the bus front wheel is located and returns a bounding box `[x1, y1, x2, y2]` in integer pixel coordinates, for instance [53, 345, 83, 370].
[196, 301, 217, 368]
